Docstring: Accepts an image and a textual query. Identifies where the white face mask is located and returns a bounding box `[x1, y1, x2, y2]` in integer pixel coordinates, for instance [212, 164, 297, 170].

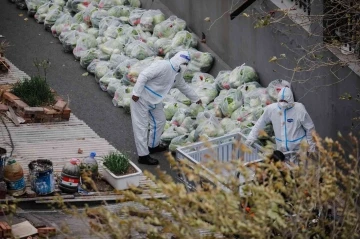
[278, 102, 289, 109]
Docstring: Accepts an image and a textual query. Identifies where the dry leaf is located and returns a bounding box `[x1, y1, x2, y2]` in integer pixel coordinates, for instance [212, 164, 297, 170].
[280, 53, 286, 58]
[82, 72, 89, 76]
[204, 17, 211, 22]
[24, 18, 28, 21]
[269, 56, 277, 62]
[19, 14, 23, 16]
[243, 13, 250, 17]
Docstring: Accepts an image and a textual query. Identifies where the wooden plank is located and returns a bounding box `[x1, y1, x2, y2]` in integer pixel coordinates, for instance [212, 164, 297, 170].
[8, 106, 20, 126]
[17, 213, 47, 228]
[0, 194, 75, 203]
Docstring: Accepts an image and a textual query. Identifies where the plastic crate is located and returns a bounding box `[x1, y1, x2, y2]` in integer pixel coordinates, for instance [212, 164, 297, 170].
[175, 132, 263, 192]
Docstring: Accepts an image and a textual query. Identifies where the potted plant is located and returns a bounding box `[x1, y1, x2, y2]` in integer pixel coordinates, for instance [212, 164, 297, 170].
[101, 151, 142, 190]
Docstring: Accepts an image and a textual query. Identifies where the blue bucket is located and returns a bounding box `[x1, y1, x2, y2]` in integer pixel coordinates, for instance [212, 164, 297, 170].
[28, 160, 55, 195]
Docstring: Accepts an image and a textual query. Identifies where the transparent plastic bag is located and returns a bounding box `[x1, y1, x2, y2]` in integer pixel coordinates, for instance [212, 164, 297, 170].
[238, 81, 262, 96]
[180, 117, 195, 131]
[188, 103, 205, 118]
[171, 108, 189, 127]
[82, 3, 97, 26]
[25, 0, 47, 16]
[220, 118, 239, 134]
[182, 48, 214, 81]
[87, 59, 101, 74]
[169, 89, 191, 106]
[169, 135, 191, 152]
[99, 38, 125, 56]
[99, 70, 116, 91]
[267, 79, 291, 101]
[139, 9, 165, 32]
[171, 30, 198, 49]
[87, 27, 99, 38]
[128, 0, 141, 8]
[112, 85, 133, 107]
[219, 88, 243, 117]
[114, 58, 139, 79]
[153, 15, 186, 39]
[95, 61, 111, 82]
[194, 83, 218, 105]
[34, 2, 51, 24]
[128, 8, 146, 26]
[243, 88, 272, 107]
[231, 106, 253, 122]
[98, 0, 126, 10]
[107, 78, 123, 97]
[215, 70, 231, 90]
[154, 38, 172, 56]
[108, 54, 129, 70]
[73, 34, 98, 60]
[51, 12, 73, 37]
[229, 64, 259, 88]
[98, 17, 122, 36]
[44, 7, 63, 26]
[163, 100, 188, 121]
[90, 9, 109, 28]
[62, 30, 84, 53]
[160, 126, 180, 143]
[194, 112, 224, 139]
[80, 48, 98, 69]
[124, 40, 156, 60]
[191, 72, 215, 86]
[108, 5, 132, 17]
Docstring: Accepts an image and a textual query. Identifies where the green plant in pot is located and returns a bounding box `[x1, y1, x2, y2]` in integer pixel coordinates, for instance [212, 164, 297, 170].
[11, 59, 55, 107]
[103, 151, 130, 176]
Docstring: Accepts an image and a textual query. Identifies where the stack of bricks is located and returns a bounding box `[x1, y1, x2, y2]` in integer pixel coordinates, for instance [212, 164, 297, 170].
[0, 221, 11, 239]
[1, 91, 71, 123]
[37, 227, 56, 237]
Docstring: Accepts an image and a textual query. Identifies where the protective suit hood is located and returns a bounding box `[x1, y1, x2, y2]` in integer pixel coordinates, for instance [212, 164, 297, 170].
[169, 51, 191, 72]
[277, 87, 294, 109]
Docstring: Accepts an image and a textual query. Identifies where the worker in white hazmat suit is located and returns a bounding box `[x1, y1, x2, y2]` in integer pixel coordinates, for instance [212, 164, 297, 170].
[131, 51, 202, 165]
[246, 87, 316, 152]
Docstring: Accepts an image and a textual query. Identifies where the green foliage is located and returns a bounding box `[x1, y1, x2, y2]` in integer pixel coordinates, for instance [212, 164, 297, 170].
[11, 75, 55, 107]
[103, 151, 130, 175]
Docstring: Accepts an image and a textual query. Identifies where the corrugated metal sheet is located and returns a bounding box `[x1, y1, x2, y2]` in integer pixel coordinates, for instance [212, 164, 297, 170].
[0, 114, 118, 174]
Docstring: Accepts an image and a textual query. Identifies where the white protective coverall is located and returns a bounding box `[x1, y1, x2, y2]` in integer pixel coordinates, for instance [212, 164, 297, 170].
[246, 87, 316, 152]
[130, 51, 200, 156]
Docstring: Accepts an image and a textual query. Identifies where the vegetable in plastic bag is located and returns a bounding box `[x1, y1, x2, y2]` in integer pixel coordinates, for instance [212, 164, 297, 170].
[194, 83, 218, 105]
[91, 9, 109, 28]
[128, 8, 146, 26]
[153, 15, 186, 39]
[170, 89, 191, 106]
[160, 126, 180, 143]
[108, 54, 129, 70]
[87, 28, 99, 38]
[107, 78, 123, 97]
[220, 118, 238, 133]
[108, 5, 132, 17]
[80, 48, 98, 69]
[238, 81, 262, 96]
[154, 38, 172, 56]
[124, 40, 156, 60]
[99, 38, 125, 56]
[163, 100, 188, 120]
[183, 48, 214, 81]
[180, 117, 195, 131]
[243, 88, 272, 107]
[44, 7, 63, 26]
[61, 30, 82, 53]
[191, 72, 215, 86]
[219, 88, 243, 117]
[70, 0, 91, 13]
[171, 30, 198, 49]
[146, 36, 158, 48]
[169, 135, 190, 152]
[98, 17, 122, 36]
[87, 59, 101, 74]
[99, 70, 116, 91]
[139, 9, 165, 32]
[170, 108, 189, 126]
[82, 3, 97, 26]
[215, 70, 231, 90]
[73, 34, 98, 60]
[51, 12, 73, 37]
[188, 103, 204, 118]
[25, 0, 47, 17]
[267, 79, 291, 101]
[34, 2, 51, 24]
[194, 112, 224, 139]
[128, 0, 140, 7]
[112, 85, 133, 107]
[98, 0, 126, 10]
[95, 61, 111, 82]
[114, 58, 139, 79]
[229, 64, 259, 88]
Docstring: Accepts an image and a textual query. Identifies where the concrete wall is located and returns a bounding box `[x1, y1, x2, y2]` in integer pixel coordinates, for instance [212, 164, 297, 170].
[141, 0, 360, 139]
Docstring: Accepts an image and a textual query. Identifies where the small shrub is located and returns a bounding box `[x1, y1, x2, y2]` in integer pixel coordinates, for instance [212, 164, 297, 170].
[11, 76, 55, 107]
[103, 152, 130, 175]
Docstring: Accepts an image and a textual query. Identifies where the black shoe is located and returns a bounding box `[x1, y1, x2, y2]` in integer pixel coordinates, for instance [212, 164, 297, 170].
[148, 144, 168, 154]
[138, 155, 159, 165]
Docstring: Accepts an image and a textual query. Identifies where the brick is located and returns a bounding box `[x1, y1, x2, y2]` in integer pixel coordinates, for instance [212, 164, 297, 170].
[24, 107, 44, 115]
[0, 103, 8, 112]
[63, 106, 71, 114]
[13, 99, 29, 110]
[53, 100, 67, 111]
[0, 221, 11, 238]
[61, 113, 71, 120]
[37, 227, 56, 237]
[43, 107, 59, 115]
[2, 92, 19, 102]
[54, 95, 63, 101]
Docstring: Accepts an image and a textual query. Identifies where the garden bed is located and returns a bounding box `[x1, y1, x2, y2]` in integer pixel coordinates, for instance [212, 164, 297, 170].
[0, 85, 71, 123]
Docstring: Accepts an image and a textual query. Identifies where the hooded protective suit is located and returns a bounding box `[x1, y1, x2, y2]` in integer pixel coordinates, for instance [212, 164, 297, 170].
[246, 87, 316, 152]
[131, 51, 200, 156]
